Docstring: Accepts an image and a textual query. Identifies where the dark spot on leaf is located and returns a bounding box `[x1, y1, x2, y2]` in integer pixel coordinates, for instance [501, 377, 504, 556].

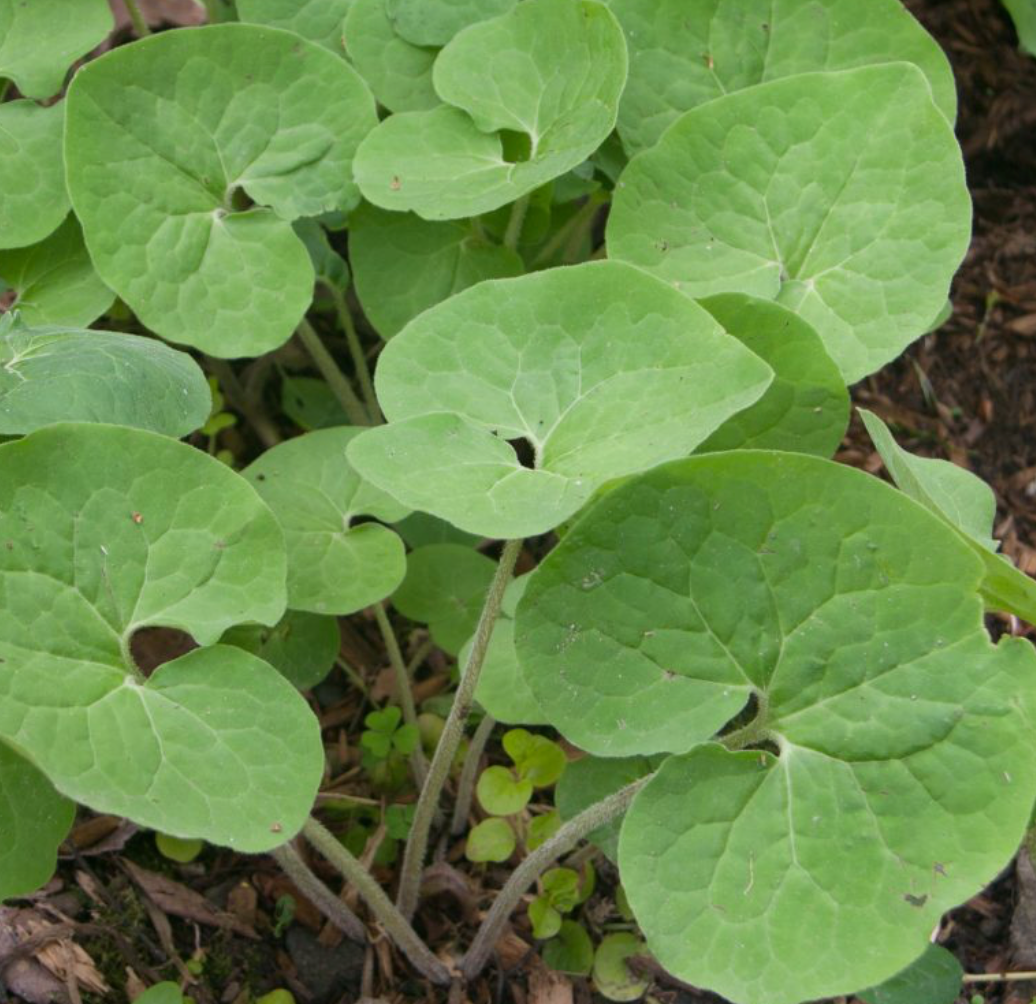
[903, 893, 928, 908]
[390, 176, 402, 191]
[131, 511, 144, 524]
[934, 862, 947, 877]
[270, 822, 283, 833]
[256, 473, 266, 481]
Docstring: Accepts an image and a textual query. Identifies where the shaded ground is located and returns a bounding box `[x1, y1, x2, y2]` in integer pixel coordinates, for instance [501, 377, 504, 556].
[4, 1, 1036, 1003]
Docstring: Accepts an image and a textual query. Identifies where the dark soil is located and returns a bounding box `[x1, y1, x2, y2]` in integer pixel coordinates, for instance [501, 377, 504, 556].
[4, 2, 1036, 1004]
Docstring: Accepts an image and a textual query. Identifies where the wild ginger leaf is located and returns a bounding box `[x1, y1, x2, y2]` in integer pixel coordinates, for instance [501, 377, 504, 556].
[386, 0, 516, 47]
[0, 0, 112, 99]
[0, 742, 74, 900]
[64, 25, 377, 357]
[860, 408, 1036, 624]
[349, 205, 523, 339]
[604, 0, 956, 154]
[0, 316, 212, 437]
[0, 424, 324, 851]
[0, 101, 69, 251]
[243, 427, 410, 615]
[858, 944, 963, 1004]
[347, 261, 772, 538]
[353, 0, 627, 219]
[607, 64, 971, 383]
[0, 217, 114, 327]
[221, 610, 341, 691]
[237, 0, 353, 53]
[514, 450, 1036, 1003]
[696, 294, 849, 458]
[344, 0, 440, 113]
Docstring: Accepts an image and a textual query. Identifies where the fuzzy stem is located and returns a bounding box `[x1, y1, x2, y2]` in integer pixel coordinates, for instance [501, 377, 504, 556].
[206, 358, 282, 450]
[450, 714, 496, 836]
[123, 0, 152, 35]
[395, 539, 523, 920]
[373, 602, 428, 786]
[296, 318, 369, 426]
[503, 195, 531, 251]
[533, 194, 604, 267]
[302, 817, 452, 986]
[333, 290, 382, 424]
[270, 843, 366, 944]
[461, 777, 651, 980]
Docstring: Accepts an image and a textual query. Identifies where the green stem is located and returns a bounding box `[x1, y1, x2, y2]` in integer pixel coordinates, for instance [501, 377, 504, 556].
[450, 714, 496, 836]
[123, 0, 152, 36]
[963, 972, 1036, 983]
[395, 539, 523, 920]
[460, 776, 651, 980]
[0, 80, 10, 103]
[533, 194, 604, 267]
[719, 694, 770, 752]
[270, 844, 366, 944]
[302, 817, 452, 987]
[333, 290, 381, 424]
[296, 319, 369, 426]
[373, 602, 428, 786]
[503, 195, 531, 251]
[206, 358, 282, 450]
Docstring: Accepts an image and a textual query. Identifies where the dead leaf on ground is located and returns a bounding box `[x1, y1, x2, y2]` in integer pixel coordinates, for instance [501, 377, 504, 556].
[109, 0, 206, 29]
[527, 963, 574, 1004]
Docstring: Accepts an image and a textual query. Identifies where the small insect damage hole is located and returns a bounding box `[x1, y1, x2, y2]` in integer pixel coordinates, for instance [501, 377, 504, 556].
[507, 437, 537, 469]
[130, 627, 198, 678]
[499, 130, 533, 164]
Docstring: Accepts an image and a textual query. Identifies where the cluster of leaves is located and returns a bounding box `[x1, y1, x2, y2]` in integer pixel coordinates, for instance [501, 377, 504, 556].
[1, 1, 1035, 1004]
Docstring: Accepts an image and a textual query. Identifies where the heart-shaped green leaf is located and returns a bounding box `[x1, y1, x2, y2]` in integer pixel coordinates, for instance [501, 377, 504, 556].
[0, 424, 323, 851]
[0, 742, 75, 900]
[859, 945, 963, 1004]
[243, 427, 410, 615]
[593, 933, 651, 1002]
[514, 450, 1036, 1003]
[0, 101, 69, 250]
[221, 610, 341, 690]
[350, 205, 523, 339]
[696, 294, 849, 457]
[476, 764, 532, 815]
[392, 544, 495, 655]
[0, 315, 212, 437]
[544, 920, 594, 976]
[386, 0, 516, 46]
[281, 376, 351, 432]
[466, 816, 515, 862]
[1004, 0, 1036, 55]
[347, 261, 772, 538]
[238, 0, 353, 52]
[0, 216, 115, 327]
[607, 64, 971, 383]
[0, 0, 112, 99]
[604, 0, 956, 154]
[503, 728, 566, 787]
[65, 25, 377, 357]
[344, 0, 439, 113]
[860, 408, 1036, 625]
[353, 0, 627, 219]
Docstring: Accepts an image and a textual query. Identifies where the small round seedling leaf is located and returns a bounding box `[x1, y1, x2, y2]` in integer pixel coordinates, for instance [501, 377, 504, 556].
[0, 423, 325, 851]
[543, 920, 594, 976]
[0, 742, 75, 900]
[244, 428, 409, 615]
[858, 944, 963, 1004]
[347, 261, 772, 538]
[0, 315, 212, 438]
[593, 933, 651, 1002]
[0, 0, 112, 99]
[392, 544, 496, 655]
[344, 0, 440, 113]
[515, 450, 1036, 1002]
[155, 833, 205, 864]
[0, 101, 69, 251]
[555, 755, 655, 861]
[527, 810, 561, 850]
[133, 984, 185, 1004]
[476, 765, 532, 816]
[0, 216, 114, 327]
[238, 0, 353, 52]
[469, 577, 548, 725]
[696, 295, 849, 458]
[350, 205, 523, 339]
[541, 867, 581, 911]
[605, 0, 956, 154]
[529, 896, 563, 940]
[607, 64, 971, 383]
[354, 0, 627, 219]
[503, 729, 566, 787]
[221, 610, 341, 690]
[386, 0, 516, 46]
[65, 25, 377, 357]
[859, 409, 1036, 625]
[466, 816, 516, 862]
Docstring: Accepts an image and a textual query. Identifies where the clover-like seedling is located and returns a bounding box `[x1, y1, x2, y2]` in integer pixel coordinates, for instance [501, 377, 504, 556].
[361, 706, 421, 763]
[528, 864, 594, 939]
[607, 63, 971, 382]
[64, 24, 377, 356]
[244, 427, 410, 615]
[353, 0, 628, 219]
[516, 451, 1036, 1003]
[605, 0, 956, 154]
[348, 260, 773, 538]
